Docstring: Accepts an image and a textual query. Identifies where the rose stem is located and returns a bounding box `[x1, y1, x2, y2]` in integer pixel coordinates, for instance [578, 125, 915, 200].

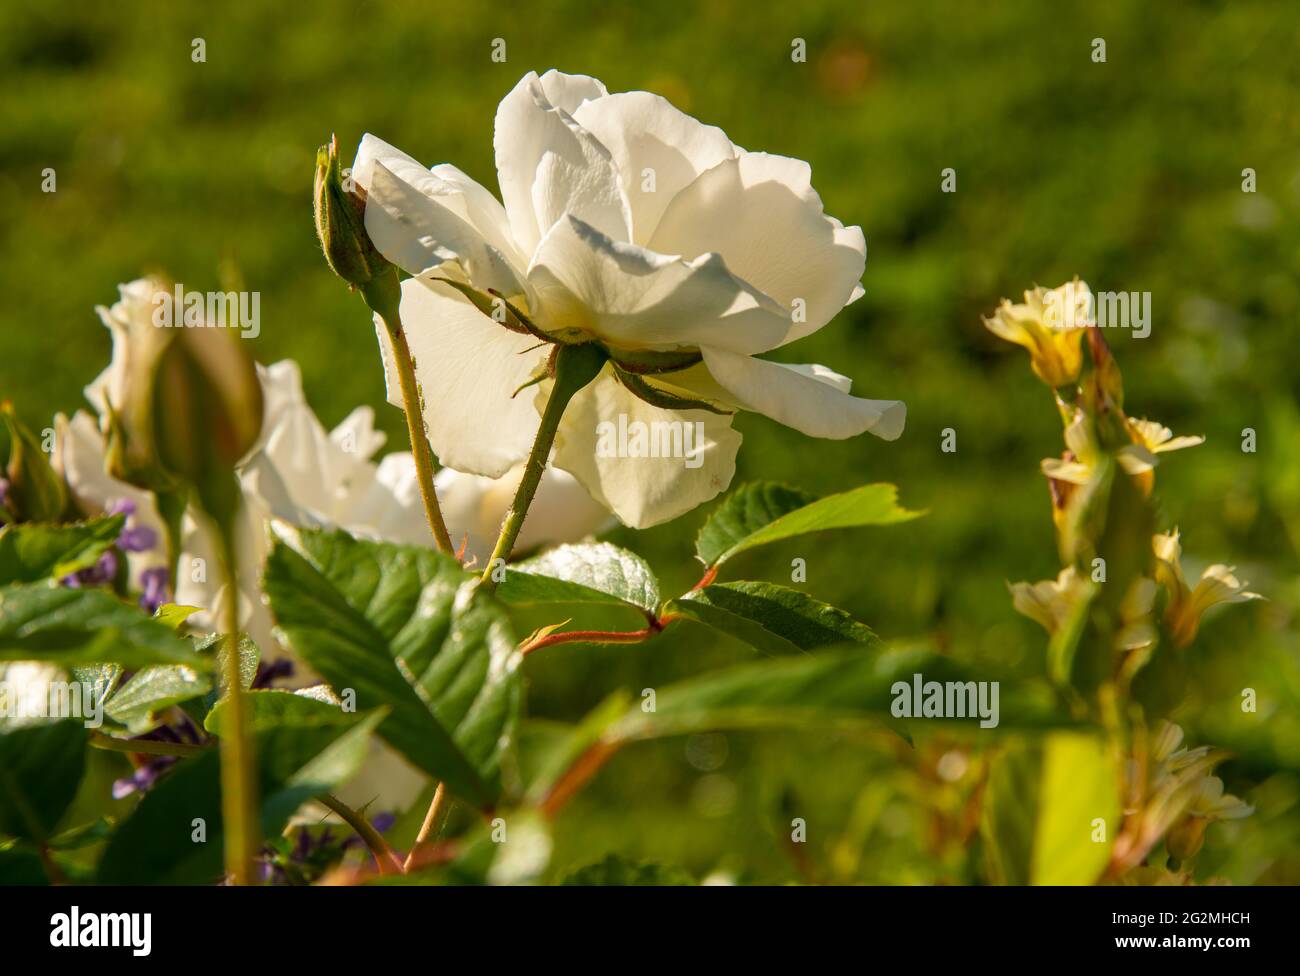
[363, 272, 455, 555]
[403, 781, 449, 873]
[217, 531, 259, 885]
[318, 793, 404, 876]
[479, 342, 607, 590]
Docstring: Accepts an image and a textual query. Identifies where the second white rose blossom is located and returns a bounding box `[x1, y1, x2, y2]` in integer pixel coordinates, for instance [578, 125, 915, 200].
[52, 283, 613, 813]
[57, 279, 609, 651]
[353, 69, 905, 529]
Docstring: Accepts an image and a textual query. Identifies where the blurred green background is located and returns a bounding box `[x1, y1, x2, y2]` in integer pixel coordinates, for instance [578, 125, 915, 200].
[2, 0, 1298, 883]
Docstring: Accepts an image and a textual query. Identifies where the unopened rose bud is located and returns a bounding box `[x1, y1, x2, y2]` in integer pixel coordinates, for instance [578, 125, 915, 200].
[314, 134, 391, 288]
[1, 403, 67, 522]
[89, 278, 179, 493]
[151, 327, 263, 530]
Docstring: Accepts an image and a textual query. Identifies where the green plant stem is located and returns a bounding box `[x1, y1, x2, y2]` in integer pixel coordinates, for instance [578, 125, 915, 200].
[153, 486, 188, 591]
[479, 342, 607, 590]
[363, 273, 455, 555]
[90, 734, 210, 758]
[216, 530, 259, 886]
[403, 781, 449, 873]
[318, 793, 404, 875]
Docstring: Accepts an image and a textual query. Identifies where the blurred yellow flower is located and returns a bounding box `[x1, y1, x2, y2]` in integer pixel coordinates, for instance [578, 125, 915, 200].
[1127, 418, 1206, 457]
[1120, 418, 1205, 493]
[1165, 768, 1253, 862]
[1008, 567, 1089, 634]
[1042, 413, 1203, 498]
[983, 279, 1092, 387]
[1189, 774, 1254, 821]
[1153, 531, 1262, 647]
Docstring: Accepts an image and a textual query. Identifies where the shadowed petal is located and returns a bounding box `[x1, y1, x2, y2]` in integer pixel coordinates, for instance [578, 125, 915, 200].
[375, 276, 549, 478]
[544, 366, 742, 528]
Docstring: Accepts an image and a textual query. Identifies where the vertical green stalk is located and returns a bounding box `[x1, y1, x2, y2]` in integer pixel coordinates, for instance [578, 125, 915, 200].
[217, 530, 259, 885]
[363, 273, 455, 556]
[479, 342, 607, 589]
[153, 486, 188, 590]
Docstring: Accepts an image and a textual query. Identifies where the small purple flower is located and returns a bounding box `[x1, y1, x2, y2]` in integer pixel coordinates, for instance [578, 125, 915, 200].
[118, 524, 159, 553]
[111, 711, 208, 799]
[0, 478, 9, 508]
[107, 498, 137, 518]
[62, 549, 119, 588]
[138, 566, 170, 613]
[112, 757, 177, 799]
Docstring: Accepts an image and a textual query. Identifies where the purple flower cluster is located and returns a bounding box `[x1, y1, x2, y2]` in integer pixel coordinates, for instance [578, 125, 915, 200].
[259, 811, 397, 885]
[111, 710, 209, 799]
[60, 498, 172, 612]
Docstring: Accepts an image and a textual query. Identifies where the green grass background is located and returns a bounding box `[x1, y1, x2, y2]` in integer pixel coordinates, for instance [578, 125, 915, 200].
[2, 0, 1298, 882]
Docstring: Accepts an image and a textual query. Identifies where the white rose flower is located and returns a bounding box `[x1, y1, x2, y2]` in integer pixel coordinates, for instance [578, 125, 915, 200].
[352, 69, 905, 528]
[435, 462, 611, 568]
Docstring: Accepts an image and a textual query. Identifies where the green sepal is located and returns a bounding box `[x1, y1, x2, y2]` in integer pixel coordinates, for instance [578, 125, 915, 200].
[611, 366, 731, 416]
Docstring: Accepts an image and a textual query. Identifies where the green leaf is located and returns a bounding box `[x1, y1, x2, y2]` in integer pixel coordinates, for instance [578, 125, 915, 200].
[561, 853, 695, 886]
[980, 733, 1120, 885]
[522, 694, 632, 804]
[205, 687, 355, 735]
[68, 663, 123, 711]
[0, 516, 125, 585]
[527, 646, 1073, 816]
[0, 583, 206, 668]
[263, 526, 521, 808]
[666, 581, 875, 655]
[154, 603, 203, 629]
[497, 542, 660, 614]
[96, 696, 384, 883]
[0, 845, 48, 884]
[0, 719, 87, 843]
[192, 631, 260, 713]
[695, 482, 921, 569]
[104, 663, 211, 733]
[609, 644, 1071, 744]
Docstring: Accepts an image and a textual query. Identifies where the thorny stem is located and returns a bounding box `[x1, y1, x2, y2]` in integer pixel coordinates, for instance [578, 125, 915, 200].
[403, 781, 449, 873]
[520, 615, 676, 656]
[217, 530, 259, 886]
[479, 343, 607, 589]
[540, 740, 623, 818]
[318, 793, 404, 875]
[363, 273, 455, 556]
[519, 562, 716, 655]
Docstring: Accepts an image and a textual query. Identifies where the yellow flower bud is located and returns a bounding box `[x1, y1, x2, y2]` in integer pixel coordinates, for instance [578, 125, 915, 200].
[983, 279, 1091, 388]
